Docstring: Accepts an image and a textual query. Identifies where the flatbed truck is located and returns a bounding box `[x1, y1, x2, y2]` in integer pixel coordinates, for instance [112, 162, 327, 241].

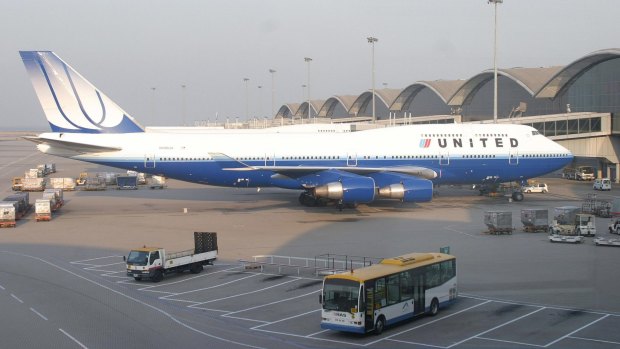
[125, 232, 217, 282]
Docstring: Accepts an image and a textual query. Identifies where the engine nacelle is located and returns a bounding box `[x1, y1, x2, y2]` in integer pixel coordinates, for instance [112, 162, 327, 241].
[375, 177, 433, 202]
[313, 177, 375, 204]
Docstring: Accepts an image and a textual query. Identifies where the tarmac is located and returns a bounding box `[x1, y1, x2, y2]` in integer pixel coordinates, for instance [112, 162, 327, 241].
[1, 136, 619, 348]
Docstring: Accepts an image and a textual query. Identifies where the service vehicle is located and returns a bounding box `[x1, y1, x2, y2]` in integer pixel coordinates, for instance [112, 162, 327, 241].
[116, 175, 138, 190]
[594, 237, 620, 247]
[549, 207, 595, 235]
[11, 177, 23, 191]
[320, 252, 457, 335]
[125, 232, 217, 282]
[522, 183, 548, 193]
[593, 178, 611, 191]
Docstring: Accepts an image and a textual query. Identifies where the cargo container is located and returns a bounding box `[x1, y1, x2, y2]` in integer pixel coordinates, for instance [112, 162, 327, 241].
[25, 168, 41, 179]
[48, 177, 76, 191]
[35, 199, 52, 221]
[97, 172, 120, 185]
[21, 178, 45, 191]
[43, 189, 63, 211]
[127, 170, 146, 184]
[484, 211, 513, 234]
[3, 192, 30, 219]
[125, 232, 218, 282]
[117, 176, 138, 190]
[149, 175, 166, 189]
[521, 209, 548, 232]
[82, 177, 107, 191]
[0, 202, 18, 227]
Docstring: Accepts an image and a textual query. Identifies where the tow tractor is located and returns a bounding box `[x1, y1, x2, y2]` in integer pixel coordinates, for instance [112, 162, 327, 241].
[125, 232, 217, 282]
[548, 207, 596, 243]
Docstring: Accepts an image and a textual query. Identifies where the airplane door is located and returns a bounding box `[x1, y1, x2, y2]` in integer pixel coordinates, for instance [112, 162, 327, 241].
[509, 149, 519, 165]
[439, 151, 450, 166]
[264, 153, 275, 166]
[347, 153, 357, 167]
[144, 154, 156, 168]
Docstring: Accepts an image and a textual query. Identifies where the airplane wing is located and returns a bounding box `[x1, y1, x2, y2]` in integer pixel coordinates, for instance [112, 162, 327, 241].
[23, 136, 122, 153]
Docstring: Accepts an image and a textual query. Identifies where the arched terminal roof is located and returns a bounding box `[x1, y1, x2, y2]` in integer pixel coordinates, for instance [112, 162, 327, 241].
[275, 103, 300, 119]
[350, 88, 401, 116]
[391, 80, 465, 111]
[317, 95, 358, 117]
[295, 100, 324, 118]
[448, 66, 563, 106]
[536, 48, 620, 98]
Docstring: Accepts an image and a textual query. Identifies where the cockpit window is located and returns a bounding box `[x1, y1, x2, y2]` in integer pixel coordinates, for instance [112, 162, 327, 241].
[532, 130, 540, 135]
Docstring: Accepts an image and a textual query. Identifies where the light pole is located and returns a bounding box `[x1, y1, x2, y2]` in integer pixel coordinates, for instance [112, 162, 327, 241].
[367, 36, 378, 123]
[243, 78, 250, 119]
[181, 84, 186, 126]
[257, 85, 263, 118]
[488, 0, 502, 123]
[150, 87, 156, 120]
[304, 57, 312, 121]
[269, 69, 276, 117]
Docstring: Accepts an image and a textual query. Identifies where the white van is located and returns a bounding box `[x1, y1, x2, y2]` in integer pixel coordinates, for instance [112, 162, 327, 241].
[593, 178, 611, 191]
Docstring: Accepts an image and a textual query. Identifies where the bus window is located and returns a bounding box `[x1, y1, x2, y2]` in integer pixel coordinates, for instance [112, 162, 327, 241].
[386, 274, 400, 305]
[400, 271, 413, 301]
[441, 260, 456, 283]
[425, 264, 441, 288]
[375, 278, 386, 308]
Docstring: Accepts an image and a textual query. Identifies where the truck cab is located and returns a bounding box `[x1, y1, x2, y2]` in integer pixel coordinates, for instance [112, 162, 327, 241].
[126, 247, 164, 281]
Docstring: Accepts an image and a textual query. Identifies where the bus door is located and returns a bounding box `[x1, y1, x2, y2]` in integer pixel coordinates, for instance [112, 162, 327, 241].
[364, 282, 375, 331]
[413, 270, 425, 315]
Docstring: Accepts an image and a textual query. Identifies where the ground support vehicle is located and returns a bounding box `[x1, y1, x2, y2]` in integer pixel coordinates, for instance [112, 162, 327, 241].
[594, 237, 620, 247]
[320, 252, 457, 335]
[11, 177, 23, 191]
[593, 178, 612, 191]
[76, 172, 88, 186]
[116, 175, 138, 190]
[549, 206, 596, 236]
[125, 232, 217, 282]
[484, 211, 514, 234]
[477, 183, 524, 202]
[521, 209, 548, 232]
[35, 199, 52, 221]
[549, 234, 584, 243]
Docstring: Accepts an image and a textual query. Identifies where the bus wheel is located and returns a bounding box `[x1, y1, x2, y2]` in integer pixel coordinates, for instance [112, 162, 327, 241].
[133, 276, 142, 281]
[374, 316, 385, 335]
[190, 264, 203, 274]
[429, 298, 439, 316]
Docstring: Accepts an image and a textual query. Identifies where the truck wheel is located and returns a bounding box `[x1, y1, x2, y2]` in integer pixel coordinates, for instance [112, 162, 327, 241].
[512, 192, 524, 202]
[151, 270, 163, 283]
[190, 264, 203, 274]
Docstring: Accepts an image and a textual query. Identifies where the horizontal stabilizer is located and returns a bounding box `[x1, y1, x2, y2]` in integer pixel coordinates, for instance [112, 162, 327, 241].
[22, 136, 121, 153]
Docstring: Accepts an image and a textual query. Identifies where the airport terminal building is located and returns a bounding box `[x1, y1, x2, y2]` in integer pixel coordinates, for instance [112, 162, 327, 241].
[273, 48, 620, 181]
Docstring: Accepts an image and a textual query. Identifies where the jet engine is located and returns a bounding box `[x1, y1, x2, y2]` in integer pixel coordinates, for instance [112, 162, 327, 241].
[313, 177, 375, 204]
[371, 173, 433, 202]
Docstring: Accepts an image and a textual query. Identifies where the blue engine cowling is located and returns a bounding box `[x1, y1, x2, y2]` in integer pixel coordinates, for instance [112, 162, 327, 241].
[313, 177, 376, 204]
[370, 173, 433, 202]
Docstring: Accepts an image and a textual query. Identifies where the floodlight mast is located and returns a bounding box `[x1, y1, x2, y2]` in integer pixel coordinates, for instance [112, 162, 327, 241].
[488, 0, 502, 123]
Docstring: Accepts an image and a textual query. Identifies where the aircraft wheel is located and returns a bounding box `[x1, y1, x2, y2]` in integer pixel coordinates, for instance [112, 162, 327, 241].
[512, 192, 524, 202]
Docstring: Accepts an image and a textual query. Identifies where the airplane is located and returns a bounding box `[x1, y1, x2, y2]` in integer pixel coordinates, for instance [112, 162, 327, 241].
[20, 51, 574, 208]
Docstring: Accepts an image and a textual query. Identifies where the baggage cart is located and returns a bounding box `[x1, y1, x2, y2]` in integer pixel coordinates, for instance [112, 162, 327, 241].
[35, 199, 52, 221]
[0, 202, 17, 228]
[484, 211, 514, 234]
[521, 209, 548, 232]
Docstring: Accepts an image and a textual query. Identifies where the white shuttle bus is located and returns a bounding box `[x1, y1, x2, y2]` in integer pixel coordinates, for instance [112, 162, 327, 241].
[320, 252, 457, 334]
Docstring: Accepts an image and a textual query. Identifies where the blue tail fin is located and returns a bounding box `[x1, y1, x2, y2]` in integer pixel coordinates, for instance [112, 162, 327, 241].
[20, 51, 144, 133]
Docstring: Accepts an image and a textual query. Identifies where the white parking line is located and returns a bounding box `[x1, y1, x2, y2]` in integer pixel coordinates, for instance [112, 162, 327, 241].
[30, 307, 48, 321]
[223, 289, 320, 316]
[446, 307, 546, 348]
[251, 309, 320, 329]
[11, 293, 24, 304]
[59, 328, 88, 349]
[569, 335, 620, 346]
[190, 278, 299, 306]
[162, 273, 261, 299]
[445, 225, 479, 238]
[544, 314, 610, 347]
[477, 336, 543, 347]
[387, 338, 447, 349]
[70, 255, 123, 265]
[0, 284, 4, 290]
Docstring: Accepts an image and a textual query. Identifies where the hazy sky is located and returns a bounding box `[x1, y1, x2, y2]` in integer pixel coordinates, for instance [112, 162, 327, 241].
[1, 0, 618, 130]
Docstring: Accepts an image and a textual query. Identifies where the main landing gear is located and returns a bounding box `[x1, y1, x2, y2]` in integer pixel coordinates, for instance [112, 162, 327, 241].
[298, 192, 327, 207]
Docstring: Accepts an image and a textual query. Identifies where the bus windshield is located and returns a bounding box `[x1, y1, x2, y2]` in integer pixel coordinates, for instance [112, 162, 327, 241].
[127, 250, 149, 266]
[323, 278, 360, 312]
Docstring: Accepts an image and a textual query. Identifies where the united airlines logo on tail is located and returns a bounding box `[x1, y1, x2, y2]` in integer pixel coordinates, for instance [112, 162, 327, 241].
[419, 139, 431, 148]
[20, 51, 143, 134]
